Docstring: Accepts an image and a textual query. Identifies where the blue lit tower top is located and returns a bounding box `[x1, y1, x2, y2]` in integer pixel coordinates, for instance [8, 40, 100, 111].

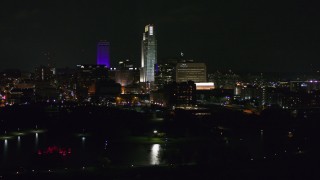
[140, 24, 157, 83]
[97, 41, 110, 68]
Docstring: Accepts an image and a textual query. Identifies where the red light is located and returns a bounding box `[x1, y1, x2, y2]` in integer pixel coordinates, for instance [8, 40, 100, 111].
[38, 146, 72, 157]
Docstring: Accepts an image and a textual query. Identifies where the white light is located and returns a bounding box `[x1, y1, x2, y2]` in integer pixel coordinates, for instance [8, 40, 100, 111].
[151, 144, 160, 165]
[149, 26, 153, 35]
[195, 82, 215, 90]
[153, 130, 157, 134]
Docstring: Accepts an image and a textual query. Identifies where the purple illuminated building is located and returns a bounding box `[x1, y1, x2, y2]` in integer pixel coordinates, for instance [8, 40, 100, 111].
[97, 41, 110, 67]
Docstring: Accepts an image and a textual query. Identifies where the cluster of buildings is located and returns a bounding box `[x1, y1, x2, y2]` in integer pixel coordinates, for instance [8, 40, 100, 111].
[1, 24, 320, 111]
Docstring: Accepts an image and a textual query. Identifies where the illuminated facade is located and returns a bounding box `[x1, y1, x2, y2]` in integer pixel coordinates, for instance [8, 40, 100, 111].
[97, 41, 110, 68]
[195, 82, 214, 90]
[175, 63, 206, 83]
[140, 25, 157, 83]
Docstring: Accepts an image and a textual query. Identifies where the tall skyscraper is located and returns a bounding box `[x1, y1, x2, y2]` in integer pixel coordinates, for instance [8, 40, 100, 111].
[97, 41, 110, 68]
[140, 24, 157, 83]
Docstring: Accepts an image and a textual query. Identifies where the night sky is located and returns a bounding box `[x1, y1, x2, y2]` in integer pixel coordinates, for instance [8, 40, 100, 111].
[0, 0, 319, 73]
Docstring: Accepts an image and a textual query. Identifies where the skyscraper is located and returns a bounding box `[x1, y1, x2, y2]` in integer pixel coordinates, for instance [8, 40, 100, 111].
[140, 25, 157, 83]
[97, 41, 110, 68]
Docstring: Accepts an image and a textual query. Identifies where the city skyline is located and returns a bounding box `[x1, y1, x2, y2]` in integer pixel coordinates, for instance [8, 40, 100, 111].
[1, 1, 319, 178]
[0, 1, 319, 73]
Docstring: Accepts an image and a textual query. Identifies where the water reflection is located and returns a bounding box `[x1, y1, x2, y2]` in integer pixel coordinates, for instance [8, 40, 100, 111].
[150, 144, 160, 165]
[17, 136, 21, 149]
[35, 133, 39, 150]
[3, 139, 8, 158]
[82, 137, 86, 148]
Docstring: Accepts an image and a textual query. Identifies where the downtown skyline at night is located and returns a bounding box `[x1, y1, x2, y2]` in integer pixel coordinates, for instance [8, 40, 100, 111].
[0, 0, 319, 73]
[1, 1, 320, 180]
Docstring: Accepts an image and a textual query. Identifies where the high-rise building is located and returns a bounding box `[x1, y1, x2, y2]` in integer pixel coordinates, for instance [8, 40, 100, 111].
[34, 65, 55, 81]
[140, 24, 157, 83]
[97, 41, 110, 68]
[175, 62, 207, 83]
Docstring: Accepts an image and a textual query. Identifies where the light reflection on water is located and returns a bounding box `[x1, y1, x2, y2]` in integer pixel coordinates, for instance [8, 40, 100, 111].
[3, 139, 8, 161]
[17, 136, 21, 149]
[150, 144, 161, 165]
[82, 137, 86, 148]
[4, 139, 8, 152]
[2, 133, 195, 168]
[35, 133, 39, 150]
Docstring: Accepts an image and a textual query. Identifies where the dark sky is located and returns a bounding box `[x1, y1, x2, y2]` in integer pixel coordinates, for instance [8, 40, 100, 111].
[0, 0, 319, 73]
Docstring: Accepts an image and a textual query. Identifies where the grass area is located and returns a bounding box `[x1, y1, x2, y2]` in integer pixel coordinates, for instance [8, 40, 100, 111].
[74, 133, 92, 137]
[0, 128, 47, 140]
[29, 129, 47, 134]
[0, 135, 13, 140]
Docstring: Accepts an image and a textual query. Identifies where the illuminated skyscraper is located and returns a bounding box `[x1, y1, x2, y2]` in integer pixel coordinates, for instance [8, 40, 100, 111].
[140, 25, 157, 83]
[97, 41, 110, 68]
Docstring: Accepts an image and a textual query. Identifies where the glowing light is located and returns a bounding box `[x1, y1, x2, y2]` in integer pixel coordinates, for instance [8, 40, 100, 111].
[35, 133, 39, 149]
[149, 26, 154, 35]
[150, 144, 160, 165]
[195, 82, 215, 90]
[17, 136, 21, 148]
[37, 146, 71, 157]
[4, 139, 8, 156]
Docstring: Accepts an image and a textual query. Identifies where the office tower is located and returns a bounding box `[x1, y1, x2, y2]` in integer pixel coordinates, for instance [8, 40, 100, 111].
[97, 41, 111, 68]
[140, 24, 157, 83]
[34, 65, 54, 81]
[155, 62, 176, 88]
[175, 62, 207, 83]
[112, 59, 140, 87]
